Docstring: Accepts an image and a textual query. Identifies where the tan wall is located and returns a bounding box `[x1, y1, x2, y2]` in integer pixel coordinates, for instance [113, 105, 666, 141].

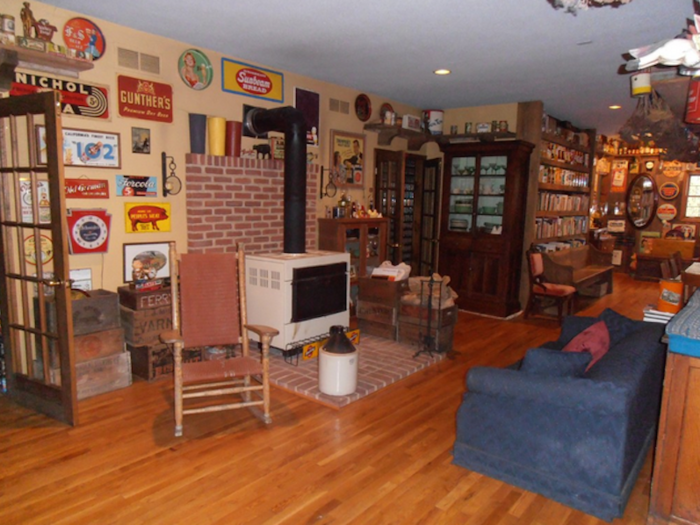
[3, 0, 421, 292]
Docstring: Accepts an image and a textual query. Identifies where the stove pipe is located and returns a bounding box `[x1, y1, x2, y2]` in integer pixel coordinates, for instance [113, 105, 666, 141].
[245, 106, 308, 254]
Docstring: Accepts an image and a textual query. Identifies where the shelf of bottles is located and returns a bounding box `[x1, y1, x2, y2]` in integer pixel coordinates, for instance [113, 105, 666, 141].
[402, 157, 417, 263]
[448, 154, 506, 235]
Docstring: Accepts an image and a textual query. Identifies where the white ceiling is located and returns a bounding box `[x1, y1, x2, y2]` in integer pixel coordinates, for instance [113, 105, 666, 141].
[41, 0, 693, 136]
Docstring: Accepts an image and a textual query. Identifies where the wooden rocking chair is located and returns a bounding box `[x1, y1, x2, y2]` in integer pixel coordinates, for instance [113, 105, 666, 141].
[160, 242, 279, 437]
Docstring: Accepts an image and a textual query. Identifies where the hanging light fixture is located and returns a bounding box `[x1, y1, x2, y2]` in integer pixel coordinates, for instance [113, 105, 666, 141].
[547, 0, 634, 15]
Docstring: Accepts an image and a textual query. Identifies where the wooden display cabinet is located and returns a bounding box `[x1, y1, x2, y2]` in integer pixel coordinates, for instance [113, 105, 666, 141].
[438, 140, 534, 317]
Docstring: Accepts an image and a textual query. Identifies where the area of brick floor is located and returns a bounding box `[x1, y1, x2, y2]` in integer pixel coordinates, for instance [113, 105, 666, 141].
[268, 334, 445, 409]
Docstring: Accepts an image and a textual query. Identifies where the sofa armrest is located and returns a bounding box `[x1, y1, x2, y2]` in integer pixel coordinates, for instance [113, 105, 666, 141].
[466, 366, 629, 413]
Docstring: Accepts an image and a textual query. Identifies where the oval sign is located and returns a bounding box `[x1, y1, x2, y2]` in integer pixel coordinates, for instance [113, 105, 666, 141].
[657, 203, 678, 222]
[659, 182, 680, 200]
[236, 68, 272, 95]
[63, 17, 106, 61]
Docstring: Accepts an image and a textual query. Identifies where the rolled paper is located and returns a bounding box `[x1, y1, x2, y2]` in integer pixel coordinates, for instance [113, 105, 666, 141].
[188, 113, 207, 154]
[225, 120, 243, 157]
[208, 117, 226, 156]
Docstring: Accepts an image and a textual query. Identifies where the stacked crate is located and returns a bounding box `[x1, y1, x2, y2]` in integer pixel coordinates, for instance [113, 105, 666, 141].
[119, 286, 201, 381]
[356, 277, 409, 340]
[397, 303, 458, 354]
[49, 289, 132, 399]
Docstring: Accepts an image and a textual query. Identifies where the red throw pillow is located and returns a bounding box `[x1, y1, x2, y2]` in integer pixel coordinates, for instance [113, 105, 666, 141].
[562, 320, 610, 371]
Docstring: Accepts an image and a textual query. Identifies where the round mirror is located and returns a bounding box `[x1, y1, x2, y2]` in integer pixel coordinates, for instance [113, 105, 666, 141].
[625, 174, 658, 229]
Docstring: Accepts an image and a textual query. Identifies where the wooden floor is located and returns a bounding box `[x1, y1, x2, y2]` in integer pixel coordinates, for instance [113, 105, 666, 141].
[0, 273, 661, 525]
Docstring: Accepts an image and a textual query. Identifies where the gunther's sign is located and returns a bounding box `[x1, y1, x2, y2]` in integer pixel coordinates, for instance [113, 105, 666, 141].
[117, 75, 173, 123]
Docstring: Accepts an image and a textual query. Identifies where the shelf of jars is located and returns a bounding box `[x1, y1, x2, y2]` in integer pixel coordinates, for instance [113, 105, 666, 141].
[0, 42, 94, 82]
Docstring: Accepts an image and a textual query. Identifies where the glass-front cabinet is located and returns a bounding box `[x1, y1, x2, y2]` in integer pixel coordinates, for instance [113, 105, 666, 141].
[438, 140, 534, 317]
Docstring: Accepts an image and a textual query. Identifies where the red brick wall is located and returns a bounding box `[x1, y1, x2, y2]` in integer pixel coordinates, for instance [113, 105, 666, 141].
[184, 154, 318, 254]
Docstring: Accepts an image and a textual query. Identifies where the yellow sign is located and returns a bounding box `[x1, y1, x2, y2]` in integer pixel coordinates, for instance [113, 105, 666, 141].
[222, 58, 284, 103]
[124, 202, 171, 233]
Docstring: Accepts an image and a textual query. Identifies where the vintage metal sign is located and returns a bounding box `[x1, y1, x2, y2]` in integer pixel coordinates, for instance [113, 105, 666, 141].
[124, 202, 171, 233]
[63, 17, 106, 60]
[37, 127, 121, 168]
[116, 175, 158, 197]
[117, 75, 173, 123]
[65, 178, 110, 198]
[11, 72, 110, 119]
[222, 58, 283, 103]
[67, 208, 112, 254]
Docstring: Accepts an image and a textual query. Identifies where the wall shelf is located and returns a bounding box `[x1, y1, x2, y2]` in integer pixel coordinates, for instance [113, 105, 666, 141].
[363, 123, 435, 151]
[0, 43, 94, 90]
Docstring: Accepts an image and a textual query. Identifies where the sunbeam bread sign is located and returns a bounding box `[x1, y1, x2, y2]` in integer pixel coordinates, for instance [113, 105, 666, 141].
[11, 72, 110, 119]
[222, 58, 283, 103]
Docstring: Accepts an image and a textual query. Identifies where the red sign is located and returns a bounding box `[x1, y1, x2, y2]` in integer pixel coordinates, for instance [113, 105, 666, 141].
[63, 18, 106, 61]
[66, 209, 111, 254]
[65, 179, 109, 199]
[237, 69, 272, 96]
[117, 75, 173, 123]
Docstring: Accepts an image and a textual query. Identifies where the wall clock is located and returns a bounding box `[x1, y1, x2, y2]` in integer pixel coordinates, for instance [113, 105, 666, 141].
[67, 209, 112, 254]
[354, 94, 371, 122]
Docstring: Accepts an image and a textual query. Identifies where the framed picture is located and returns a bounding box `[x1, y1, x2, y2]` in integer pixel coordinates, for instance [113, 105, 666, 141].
[36, 126, 121, 168]
[123, 242, 170, 283]
[131, 127, 150, 154]
[294, 87, 320, 147]
[638, 231, 660, 254]
[330, 130, 365, 186]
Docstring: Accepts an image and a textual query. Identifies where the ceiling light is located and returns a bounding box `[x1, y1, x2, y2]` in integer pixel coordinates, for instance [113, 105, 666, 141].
[548, 0, 633, 15]
[609, 105, 622, 109]
[434, 69, 451, 75]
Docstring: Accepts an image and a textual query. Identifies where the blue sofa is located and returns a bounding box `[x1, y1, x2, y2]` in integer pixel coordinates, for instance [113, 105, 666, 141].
[452, 309, 666, 521]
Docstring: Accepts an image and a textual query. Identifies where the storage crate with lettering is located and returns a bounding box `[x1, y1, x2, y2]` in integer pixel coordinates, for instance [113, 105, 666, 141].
[397, 304, 457, 354]
[44, 289, 120, 336]
[52, 351, 132, 400]
[357, 278, 409, 339]
[128, 343, 202, 381]
[120, 305, 172, 346]
[117, 285, 172, 311]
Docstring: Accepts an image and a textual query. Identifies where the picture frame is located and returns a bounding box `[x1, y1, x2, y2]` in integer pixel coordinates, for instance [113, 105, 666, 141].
[36, 125, 121, 168]
[131, 127, 151, 154]
[123, 242, 171, 283]
[330, 130, 365, 186]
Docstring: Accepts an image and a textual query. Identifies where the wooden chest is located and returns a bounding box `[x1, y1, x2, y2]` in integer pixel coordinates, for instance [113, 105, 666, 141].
[120, 305, 172, 346]
[128, 343, 202, 381]
[52, 352, 132, 400]
[44, 289, 121, 336]
[118, 286, 172, 311]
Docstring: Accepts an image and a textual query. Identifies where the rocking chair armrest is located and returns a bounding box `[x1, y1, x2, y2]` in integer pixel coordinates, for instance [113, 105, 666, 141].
[159, 330, 183, 345]
[244, 324, 280, 341]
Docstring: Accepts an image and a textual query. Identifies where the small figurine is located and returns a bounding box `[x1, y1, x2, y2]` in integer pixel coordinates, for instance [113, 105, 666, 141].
[20, 1, 35, 38]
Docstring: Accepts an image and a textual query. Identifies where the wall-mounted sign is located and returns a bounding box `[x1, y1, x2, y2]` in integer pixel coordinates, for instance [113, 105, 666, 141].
[20, 179, 51, 224]
[117, 75, 173, 123]
[607, 219, 626, 233]
[657, 203, 678, 222]
[24, 234, 54, 265]
[66, 209, 111, 254]
[116, 175, 158, 197]
[65, 178, 109, 198]
[178, 49, 213, 90]
[37, 126, 121, 168]
[124, 203, 171, 233]
[663, 161, 684, 178]
[222, 58, 284, 103]
[659, 182, 680, 200]
[610, 159, 628, 193]
[63, 18, 106, 61]
[11, 72, 110, 119]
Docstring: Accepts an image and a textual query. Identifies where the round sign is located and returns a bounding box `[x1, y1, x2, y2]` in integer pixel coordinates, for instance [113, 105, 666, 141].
[178, 49, 213, 90]
[663, 160, 684, 178]
[657, 203, 678, 222]
[659, 182, 680, 200]
[24, 234, 54, 265]
[63, 18, 106, 60]
[354, 94, 372, 122]
[72, 214, 109, 250]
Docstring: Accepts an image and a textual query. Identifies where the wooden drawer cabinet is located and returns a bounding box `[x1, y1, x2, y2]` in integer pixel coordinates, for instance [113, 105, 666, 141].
[648, 350, 700, 525]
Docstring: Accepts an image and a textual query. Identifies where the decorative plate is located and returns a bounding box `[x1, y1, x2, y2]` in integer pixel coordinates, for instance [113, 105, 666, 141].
[354, 94, 372, 122]
[178, 49, 213, 90]
[659, 182, 680, 200]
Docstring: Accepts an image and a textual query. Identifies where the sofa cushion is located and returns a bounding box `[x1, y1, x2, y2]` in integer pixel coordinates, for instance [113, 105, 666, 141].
[563, 321, 610, 370]
[599, 308, 638, 346]
[521, 347, 592, 377]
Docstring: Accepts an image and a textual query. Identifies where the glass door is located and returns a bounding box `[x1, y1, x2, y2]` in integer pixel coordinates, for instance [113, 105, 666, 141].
[447, 155, 476, 233]
[475, 154, 507, 235]
[418, 158, 441, 275]
[375, 149, 402, 263]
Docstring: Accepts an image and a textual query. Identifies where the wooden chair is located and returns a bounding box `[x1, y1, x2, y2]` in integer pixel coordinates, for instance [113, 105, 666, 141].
[669, 251, 683, 279]
[660, 259, 673, 280]
[160, 242, 279, 437]
[524, 249, 577, 324]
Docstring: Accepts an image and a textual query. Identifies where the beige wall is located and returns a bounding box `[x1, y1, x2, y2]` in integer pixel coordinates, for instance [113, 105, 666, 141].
[3, 0, 422, 292]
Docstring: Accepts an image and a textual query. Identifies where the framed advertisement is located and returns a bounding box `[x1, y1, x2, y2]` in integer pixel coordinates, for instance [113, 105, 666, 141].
[330, 130, 365, 186]
[37, 126, 121, 168]
[123, 242, 170, 283]
[294, 87, 320, 147]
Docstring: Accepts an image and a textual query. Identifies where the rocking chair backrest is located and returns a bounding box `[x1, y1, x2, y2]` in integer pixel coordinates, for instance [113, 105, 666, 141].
[179, 252, 241, 348]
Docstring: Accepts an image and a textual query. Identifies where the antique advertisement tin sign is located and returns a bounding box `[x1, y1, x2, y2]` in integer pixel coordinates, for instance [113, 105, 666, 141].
[178, 49, 213, 90]
[117, 75, 173, 123]
[116, 176, 158, 197]
[65, 178, 110, 199]
[222, 58, 284, 103]
[124, 203, 171, 233]
[63, 17, 106, 60]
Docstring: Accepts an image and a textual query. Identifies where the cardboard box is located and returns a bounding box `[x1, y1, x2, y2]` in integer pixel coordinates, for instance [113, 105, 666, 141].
[120, 305, 172, 346]
[128, 343, 202, 381]
[118, 285, 172, 311]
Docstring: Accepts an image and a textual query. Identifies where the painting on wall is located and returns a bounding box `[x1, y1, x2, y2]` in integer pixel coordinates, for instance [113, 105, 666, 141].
[330, 130, 365, 187]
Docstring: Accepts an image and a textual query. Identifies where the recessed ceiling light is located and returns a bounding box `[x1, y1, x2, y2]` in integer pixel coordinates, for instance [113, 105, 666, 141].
[609, 105, 622, 110]
[434, 69, 451, 75]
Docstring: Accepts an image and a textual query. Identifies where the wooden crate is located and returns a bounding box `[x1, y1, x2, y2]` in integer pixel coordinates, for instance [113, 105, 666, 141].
[75, 327, 125, 363]
[356, 300, 396, 325]
[128, 343, 202, 381]
[398, 304, 458, 327]
[358, 318, 397, 340]
[118, 285, 172, 311]
[43, 289, 120, 336]
[120, 305, 172, 346]
[358, 277, 409, 307]
[398, 321, 454, 354]
[51, 352, 132, 400]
